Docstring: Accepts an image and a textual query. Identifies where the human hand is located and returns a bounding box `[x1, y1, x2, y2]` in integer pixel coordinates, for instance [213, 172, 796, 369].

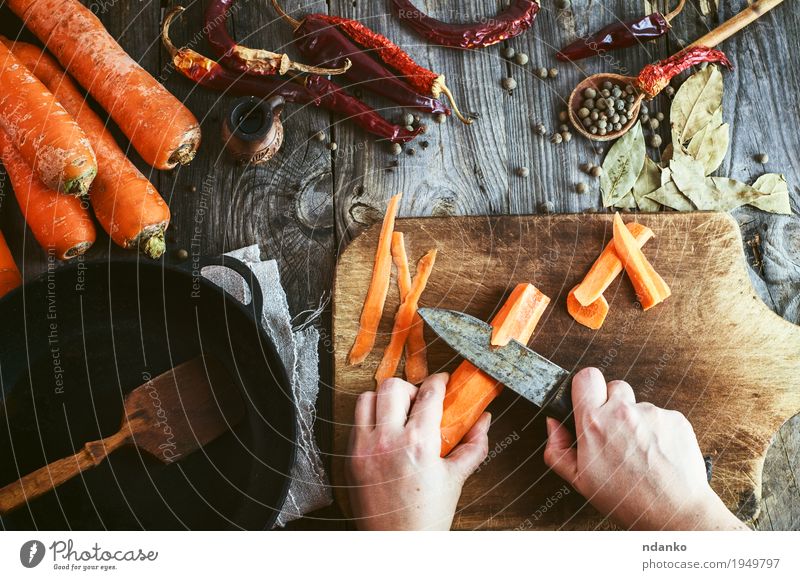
[543, 367, 748, 531]
[346, 373, 490, 530]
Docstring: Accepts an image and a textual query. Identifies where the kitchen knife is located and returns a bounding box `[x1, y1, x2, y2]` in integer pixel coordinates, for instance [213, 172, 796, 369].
[418, 307, 574, 424]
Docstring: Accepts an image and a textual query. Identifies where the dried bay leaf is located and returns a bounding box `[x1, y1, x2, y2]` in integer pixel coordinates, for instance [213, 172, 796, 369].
[601, 121, 645, 207]
[670, 66, 724, 146]
[632, 157, 662, 212]
[702, 177, 763, 211]
[669, 155, 709, 207]
[692, 122, 729, 175]
[749, 173, 792, 214]
[645, 181, 695, 211]
[614, 191, 638, 209]
[686, 107, 723, 158]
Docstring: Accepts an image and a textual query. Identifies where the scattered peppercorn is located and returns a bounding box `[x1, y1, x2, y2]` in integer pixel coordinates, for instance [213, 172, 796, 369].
[583, 87, 597, 99]
[655, 112, 665, 122]
[649, 118, 660, 130]
[405, 125, 414, 132]
[576, 182, 587, 194]
[590, 165, 602, 178]
[534, 122, 547, 135]
[755, 153, 769, 163]
[648, 134, 662, 148]
[550, 133, 563, 144]
[435, 113, 447, 124]
[537, 67, 548, 79]
[402, 113, 415, 127]
[514, 52, 529, 66]
[420, 140, 429, 149]
[313, 131, 325, 142]
[578, 107, 590, 119]
[328, 142, 338, 151]
[548, 67, 559, 78]
[665, 86, 676, 98]
[187, 184, 197, 193]
[502, 46, 516, 59]
[390, 143, 402, 155]
[539, 200, 555, 214]
[516, 166, 529, 177]
[406, 148, 416, 156]
[502, 77, 517, 91]
[559, 123, 569, 132]
[561, 131, 572, 142]
[580, 162, 592, 173]
[176, 248, 189, 261]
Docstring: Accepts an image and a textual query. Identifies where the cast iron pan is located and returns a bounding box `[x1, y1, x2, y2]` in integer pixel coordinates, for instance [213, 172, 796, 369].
[0, 256, 296, 530]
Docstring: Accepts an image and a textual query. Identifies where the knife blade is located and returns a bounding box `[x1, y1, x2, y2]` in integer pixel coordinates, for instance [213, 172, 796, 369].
[418, 307, 573, 423]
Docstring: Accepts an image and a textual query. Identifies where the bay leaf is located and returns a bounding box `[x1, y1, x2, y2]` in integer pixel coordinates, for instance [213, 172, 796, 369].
[632, 157, 662, 212]
[670, 66, 724, 146]
[669, 155, 709, 207]
[686, 107, 723, 158]
[660, 143, 674, 166]
[694, 122, 729, 175]
[748, 173, 792, 215]
[601, 121, 645, 207]
[645, 181, 696, 211]
[614, 191, 638, 209]
[701, 177, 763, 211]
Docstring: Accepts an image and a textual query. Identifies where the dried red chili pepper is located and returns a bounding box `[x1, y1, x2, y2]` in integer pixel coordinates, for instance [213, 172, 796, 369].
[557, 0, 686, 62]
[271, 1, 471, 123]
[635, 46, 732, 98]
[203, 0, 349, 76]
[390, 0, 540, 49]
[163, 8, 420, 144]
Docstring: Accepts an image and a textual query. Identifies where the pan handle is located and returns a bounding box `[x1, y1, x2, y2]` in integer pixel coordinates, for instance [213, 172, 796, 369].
[195, 255, 265, 321]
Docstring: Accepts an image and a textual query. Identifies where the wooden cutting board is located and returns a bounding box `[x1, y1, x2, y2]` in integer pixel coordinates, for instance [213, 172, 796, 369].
[332, 213, 800, 529]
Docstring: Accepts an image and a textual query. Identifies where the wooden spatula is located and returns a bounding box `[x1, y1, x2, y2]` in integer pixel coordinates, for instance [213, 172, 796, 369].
[0, 357, 244, 516]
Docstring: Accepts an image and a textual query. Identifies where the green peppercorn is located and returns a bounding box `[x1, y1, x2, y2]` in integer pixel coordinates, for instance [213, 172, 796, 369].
[648, 134, 662, 148]
[502, 46, 516, 59]
[548, 67, 559, 78]
[390, 143, 402, 155]
[583, 88, 597, 100]
[655, 112, 665, 122]
[402, 113, 415, 126]
[312, 131, 325, 142]
[561, 131, 572, 142]
[578, 107, 590, 119]
[649, 118, 660, 130]
[537, 67, 548, 79]
[328, 142, 338, 151]
[534, 122, 547, 135]
[550, 133, 563, 144]
[501, 77, 517, 91]
[514, 52, 529, 66]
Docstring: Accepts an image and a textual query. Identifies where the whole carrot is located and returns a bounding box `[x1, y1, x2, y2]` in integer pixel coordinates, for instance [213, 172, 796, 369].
[0, 42, 96, 195]
[5, 39, 171, 258]
[7, 0, 201, 170]
[0, 231, 22, 298]
[0, 128, 96, 260]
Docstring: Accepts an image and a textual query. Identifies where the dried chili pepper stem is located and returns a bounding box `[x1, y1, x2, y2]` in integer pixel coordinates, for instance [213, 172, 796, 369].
[665, 0, 687, 22]
[204, 0, 350, 76]
[271, 0, 473, 124]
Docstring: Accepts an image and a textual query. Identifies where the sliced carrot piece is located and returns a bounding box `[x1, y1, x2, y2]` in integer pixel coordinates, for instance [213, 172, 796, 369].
[375, 249, 437, 385]
[491, 283, 550, 346]
[0, 230, 22, 298]
[573, 222, 654, 307]
[612, 213, 671, 311]
[349, 193, 402, 365]
[440, 283, 549, 456]
[567, 285, 609, 330]
[391, 232, 429, 384]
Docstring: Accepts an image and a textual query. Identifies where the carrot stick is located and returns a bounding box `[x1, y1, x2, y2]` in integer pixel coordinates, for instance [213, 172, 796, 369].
[390, 232, 429, 384]
[0, 42, 96, 195]
[440, 283, 550, 456]
[4, 40, 171, 258]
[0, 231, 22, 298]
[573, 222, 655, 307]
[375, 249, 437, 385]
[349, 193, 402, 365]
[7, 0, 201, 170]
[612, 213, 672, 311]
[490, 284, 550, 346]
[567, 285, 609, 330]
[0, 128, 95, 260]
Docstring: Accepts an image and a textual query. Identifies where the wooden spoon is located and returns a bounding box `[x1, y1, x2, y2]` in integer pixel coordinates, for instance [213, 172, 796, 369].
[568, 0, 785, 141]
[0, 357, 244, 516]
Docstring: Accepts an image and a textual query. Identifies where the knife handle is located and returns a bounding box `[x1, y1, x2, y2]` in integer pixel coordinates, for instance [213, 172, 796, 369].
[542, 377, 574, 431]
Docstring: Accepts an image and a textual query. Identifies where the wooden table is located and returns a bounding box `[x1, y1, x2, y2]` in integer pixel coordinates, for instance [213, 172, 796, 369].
[1, 1, 797, 530]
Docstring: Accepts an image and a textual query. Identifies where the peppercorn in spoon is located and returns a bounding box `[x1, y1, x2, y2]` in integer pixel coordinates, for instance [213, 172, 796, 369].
[567, 0, 785, 142]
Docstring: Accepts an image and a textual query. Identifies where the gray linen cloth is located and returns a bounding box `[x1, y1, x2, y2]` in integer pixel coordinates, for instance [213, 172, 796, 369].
[201, 245, 332, 528]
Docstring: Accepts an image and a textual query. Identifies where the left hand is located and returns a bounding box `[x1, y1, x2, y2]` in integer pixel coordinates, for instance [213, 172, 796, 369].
[345, 373, 491, 530]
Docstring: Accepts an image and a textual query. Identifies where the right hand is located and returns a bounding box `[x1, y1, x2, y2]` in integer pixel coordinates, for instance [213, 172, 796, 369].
[543, 367, 748, 530]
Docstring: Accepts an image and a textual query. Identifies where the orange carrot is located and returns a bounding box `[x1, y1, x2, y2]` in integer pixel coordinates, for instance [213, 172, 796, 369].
[440, 283, 550, 456]
[7, 0, 201, 170]
[612, 213, 671, 311]
[0, 41, 96, 195]
[390, 232, 429, 384]
[567, 285, 609, 330]
[0, 128, 95, 259]
[491, 283, 550, 346]
[349, 193, 402, 365]
[573, 222, 655, 307]
[0, 231, 22, 298]
[375, 249, 437, 385]
[5, 40, 171, 258]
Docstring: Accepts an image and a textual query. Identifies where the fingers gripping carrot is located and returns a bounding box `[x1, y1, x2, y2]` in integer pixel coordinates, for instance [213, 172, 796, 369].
[0, 42, 96, 195]
[0, 231, 22, 298]
[390, 232, 429, 384]
[5, 40, 171, 258]
[7, 0, 201, 170]
[0, 127, 96, 260]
